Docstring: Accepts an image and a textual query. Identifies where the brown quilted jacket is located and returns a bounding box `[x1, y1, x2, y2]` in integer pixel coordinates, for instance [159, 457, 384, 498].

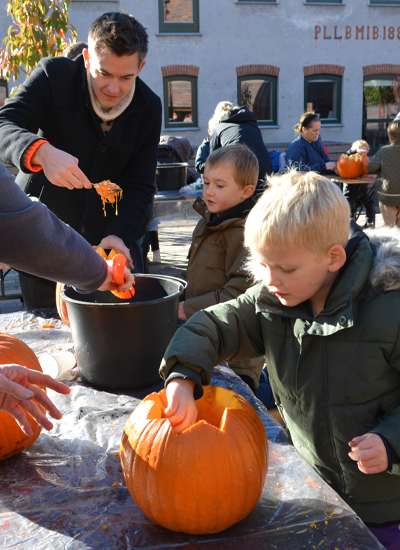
[368, 142, 400, 206]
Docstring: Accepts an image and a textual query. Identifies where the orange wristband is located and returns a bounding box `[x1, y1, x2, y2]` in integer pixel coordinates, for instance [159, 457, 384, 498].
[24, 139, 49, 172]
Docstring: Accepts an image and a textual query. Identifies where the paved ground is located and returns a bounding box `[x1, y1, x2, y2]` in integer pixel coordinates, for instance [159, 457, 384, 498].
[0, 211, 385, 315]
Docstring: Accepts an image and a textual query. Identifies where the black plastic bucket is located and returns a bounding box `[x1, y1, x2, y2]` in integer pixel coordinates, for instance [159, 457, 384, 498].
[156, 162, 188, 191]
[62, 275, 186, 390]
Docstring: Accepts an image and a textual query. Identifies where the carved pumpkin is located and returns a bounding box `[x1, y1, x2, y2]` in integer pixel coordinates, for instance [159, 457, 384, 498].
[120, 385, 269, 534]
[56, 282, 70, 327]
[0, 333, 44, 460]
[337, 153, 364, 179]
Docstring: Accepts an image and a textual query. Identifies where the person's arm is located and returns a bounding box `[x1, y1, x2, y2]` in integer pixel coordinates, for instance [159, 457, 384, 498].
[183, 227, 250, 318]
[0, 365, 71, 435]
[0, 163, 133, 293]
[194, 139, 210, 174]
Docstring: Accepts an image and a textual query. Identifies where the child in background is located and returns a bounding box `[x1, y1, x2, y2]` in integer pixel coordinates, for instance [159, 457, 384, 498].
[368, 122, 400, 228]
[343, 139, 375, 228]
[178, 144, 274, 408]
[162, 170, 400, 550]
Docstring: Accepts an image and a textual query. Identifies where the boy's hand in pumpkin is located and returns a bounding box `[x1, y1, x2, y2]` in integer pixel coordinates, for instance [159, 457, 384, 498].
[165, 379, 197, 434]
[0, 365, 71, 436]
[348, 433, 388, 474]
[96, 235, 134, 270]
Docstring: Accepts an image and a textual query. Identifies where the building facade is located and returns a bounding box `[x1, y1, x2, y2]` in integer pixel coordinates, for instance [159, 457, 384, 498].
[1, 0, 399, 152]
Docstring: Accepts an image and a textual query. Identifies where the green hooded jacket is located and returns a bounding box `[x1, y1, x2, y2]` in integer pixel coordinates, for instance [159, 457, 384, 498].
[160, 226, 400, 524]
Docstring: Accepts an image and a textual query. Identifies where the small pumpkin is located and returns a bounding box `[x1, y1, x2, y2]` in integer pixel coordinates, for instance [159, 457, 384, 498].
[56, 282, 70, 327]
[337, 153, 364, 179]
[0, 333, 44, 460]
[120, 385, 269, 534]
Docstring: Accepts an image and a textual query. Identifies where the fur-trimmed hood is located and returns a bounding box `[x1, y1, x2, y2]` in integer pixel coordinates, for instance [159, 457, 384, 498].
[366, 227, 400, 292]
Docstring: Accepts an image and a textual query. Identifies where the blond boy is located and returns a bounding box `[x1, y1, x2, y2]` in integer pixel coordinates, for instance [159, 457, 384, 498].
[160, 170, 400, 539]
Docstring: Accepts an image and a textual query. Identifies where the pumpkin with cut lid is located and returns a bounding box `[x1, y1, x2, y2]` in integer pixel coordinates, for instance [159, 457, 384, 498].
[120, 385, 268, 534]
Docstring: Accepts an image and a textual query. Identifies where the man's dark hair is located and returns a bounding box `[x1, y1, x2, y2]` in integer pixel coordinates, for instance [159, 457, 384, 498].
[88, 12, 148, 63]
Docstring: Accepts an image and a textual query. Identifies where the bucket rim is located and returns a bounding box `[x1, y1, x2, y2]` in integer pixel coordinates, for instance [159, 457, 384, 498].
[61, 273, 187, 307]
[156, 162, 188, 168]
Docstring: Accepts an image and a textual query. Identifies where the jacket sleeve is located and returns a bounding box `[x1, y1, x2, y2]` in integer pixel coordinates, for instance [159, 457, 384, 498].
[0, 163, 108, 293]
[365, 149, 382, 174]
[194, 139, 210, 174]
[183, 227, 251, 318]
[160, 287, 266, 386]
[104, 95, 162, 245]
[0, 59, 53, 171]
[370, 320, 400, 475]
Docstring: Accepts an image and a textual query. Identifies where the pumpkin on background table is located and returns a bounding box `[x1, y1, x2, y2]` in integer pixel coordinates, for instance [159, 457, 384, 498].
[120, 385, 269, 535]
[0, 333, 44, 460]
[337, 153, 365, 179]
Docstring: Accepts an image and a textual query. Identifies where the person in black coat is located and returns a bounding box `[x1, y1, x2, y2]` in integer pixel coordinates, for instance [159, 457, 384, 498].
[209, 103, 273, 192]
[0, 12, 162, 309]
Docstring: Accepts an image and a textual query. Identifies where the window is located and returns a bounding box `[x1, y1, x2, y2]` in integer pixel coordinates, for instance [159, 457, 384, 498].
[238, 76, 277, 126]
[163, 76, 198, 129]
[304, 75, 342, 124]
[158, 0, 199, 33]
[369, 0, 400, 4]
[0, 80, 7, 107]
[362, 75, 399, 153]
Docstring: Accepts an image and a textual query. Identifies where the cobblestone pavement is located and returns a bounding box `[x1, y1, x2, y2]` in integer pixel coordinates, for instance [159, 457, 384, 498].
[0, 213, 385, 314]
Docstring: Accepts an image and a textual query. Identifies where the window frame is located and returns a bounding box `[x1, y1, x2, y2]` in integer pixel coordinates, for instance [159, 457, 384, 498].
[163, 75, 198, 129]
[305, 0, 342, 4]
[304, 74, 342, 124]
[158, 0, 199, 34]
[237, 74, 278, 127]
[369, 0, 400, 5]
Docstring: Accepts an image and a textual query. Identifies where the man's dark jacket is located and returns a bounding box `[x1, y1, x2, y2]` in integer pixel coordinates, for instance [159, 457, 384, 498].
[0, 55, 162, 247]
[209, 106, 273, 183]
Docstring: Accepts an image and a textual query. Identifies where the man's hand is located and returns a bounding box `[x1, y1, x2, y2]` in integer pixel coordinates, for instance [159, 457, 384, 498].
[165, 379, 198, 434]
[31, 143, 92, 190]
[348, 433, 388, 474]
[178, 302, 187, 321]
[97, 260, 135, 292]
[96, 235, 134, 270]
[0, 365, 71, 436]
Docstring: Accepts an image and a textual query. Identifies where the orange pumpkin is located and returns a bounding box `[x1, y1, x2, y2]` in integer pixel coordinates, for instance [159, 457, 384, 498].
[120, 385, 269, 534]
[336, 153, 364, 179]
[56, 282, 70, 328]
[0, 333, 44, 460]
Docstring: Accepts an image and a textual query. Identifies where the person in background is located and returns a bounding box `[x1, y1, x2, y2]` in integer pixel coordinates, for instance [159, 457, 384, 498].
[0, 11, 162, 309]
[160, 169, 400, 550]
[62, 41, 88, 59]
[177, 144, 274, 408]
[195, 115, 219, 175]
[368, 122, 400, 228]
[286, 112, 337, 174]
[209, 101, 273, 193]
[0, 160, 133, 433]
[343, 139, 375, 229]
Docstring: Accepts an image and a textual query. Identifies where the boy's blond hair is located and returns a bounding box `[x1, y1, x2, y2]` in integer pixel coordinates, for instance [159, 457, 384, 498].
[205, 144, 259, 189]
[245, 170, 350, 274]
[351, 139, 370, 151]
[388, 122, 400, 142]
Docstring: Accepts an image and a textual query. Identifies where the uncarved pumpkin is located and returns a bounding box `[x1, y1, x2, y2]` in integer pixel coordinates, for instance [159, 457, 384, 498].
[0, 333, 44, 460]
[337, 153, 364, 179]
[56, 282, 70, 327]
[120, 385, 269, 534]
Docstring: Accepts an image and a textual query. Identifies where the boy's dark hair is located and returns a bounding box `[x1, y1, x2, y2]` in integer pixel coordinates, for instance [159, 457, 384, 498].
[62, 41, 88, 59]
[388, 122, 400, 143]
[88, 12, 148, 63]
[205, 144, 259, 189]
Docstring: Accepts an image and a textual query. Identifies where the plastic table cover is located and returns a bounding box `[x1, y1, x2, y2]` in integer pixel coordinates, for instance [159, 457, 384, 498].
[150, 190, 202, 231]
[0, 311, 384, 550]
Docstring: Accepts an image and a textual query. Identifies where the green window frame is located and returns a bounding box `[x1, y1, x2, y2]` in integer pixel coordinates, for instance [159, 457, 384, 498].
[304, 74, 342, 124]
[237, 75, 277, 127]
[163, 75, 198, 129]
[369, 0, 400, 4]
[158, 0, 199, 33]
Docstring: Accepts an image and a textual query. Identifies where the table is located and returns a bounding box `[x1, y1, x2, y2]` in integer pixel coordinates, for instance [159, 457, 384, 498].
[328, 175, 376, 224]
[151, 189, 202, 231]
[0, 311, 384, 550]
